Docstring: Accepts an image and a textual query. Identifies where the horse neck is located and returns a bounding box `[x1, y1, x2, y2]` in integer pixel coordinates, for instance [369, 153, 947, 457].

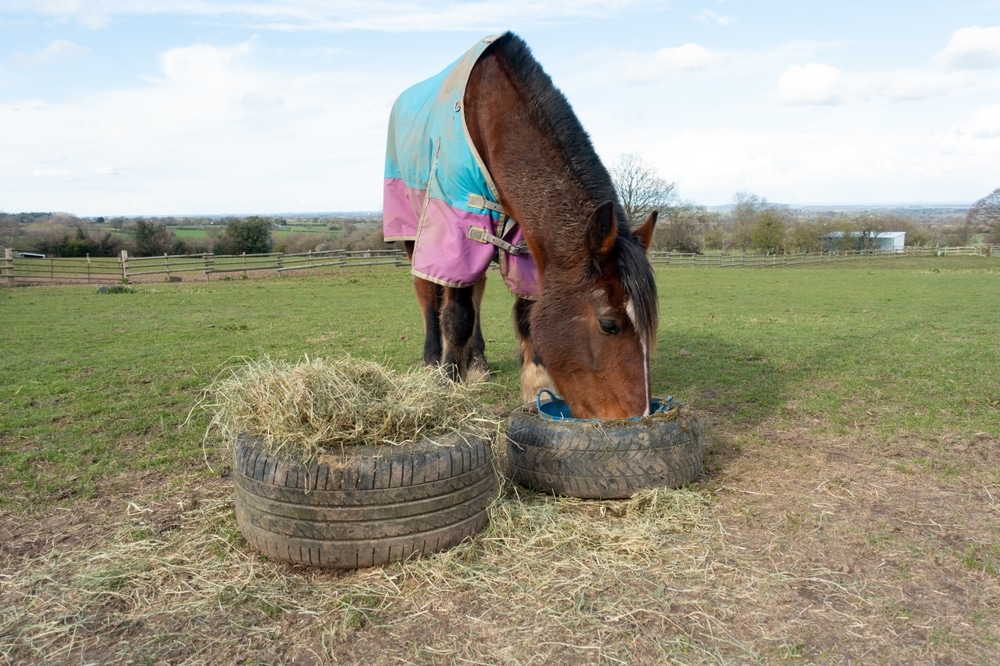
[465, 52, 618, 277]
[499, 160, 595, 272]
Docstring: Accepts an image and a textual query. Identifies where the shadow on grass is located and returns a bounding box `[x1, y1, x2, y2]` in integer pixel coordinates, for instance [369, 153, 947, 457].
[653, 332, 790, 422]
[651, 332, 798, 480]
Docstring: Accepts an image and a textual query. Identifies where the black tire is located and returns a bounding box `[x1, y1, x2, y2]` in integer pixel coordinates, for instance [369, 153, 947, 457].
[233, 431, 496, 568]
[505, 402, 703, 499]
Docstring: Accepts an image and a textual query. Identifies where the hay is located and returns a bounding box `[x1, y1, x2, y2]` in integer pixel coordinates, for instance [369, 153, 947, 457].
[0, 480, 717, 665]
[197, 355, 500, 457]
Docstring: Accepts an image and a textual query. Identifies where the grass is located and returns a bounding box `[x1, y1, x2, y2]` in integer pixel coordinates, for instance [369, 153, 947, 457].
[1, 255, 999, 664]
[653, 259, 999, 435]
[0, 270, 422, 504]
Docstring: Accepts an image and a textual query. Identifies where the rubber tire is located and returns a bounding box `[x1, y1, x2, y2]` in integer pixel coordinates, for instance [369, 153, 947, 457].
[505, 403, 703, 499]
[233, 431, 496, 568]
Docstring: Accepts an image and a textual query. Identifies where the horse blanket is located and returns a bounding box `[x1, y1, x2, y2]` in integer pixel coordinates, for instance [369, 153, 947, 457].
[383, 35, 540, 298]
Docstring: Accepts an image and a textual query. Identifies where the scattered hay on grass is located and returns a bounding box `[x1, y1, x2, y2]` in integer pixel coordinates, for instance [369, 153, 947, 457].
[0, 479, 717, 666]
[195, 355, 501, 457]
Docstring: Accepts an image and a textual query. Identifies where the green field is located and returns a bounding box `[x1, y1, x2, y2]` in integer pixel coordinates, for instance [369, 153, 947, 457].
[2, 257, 999, 664]
[109, 222, 341, 244]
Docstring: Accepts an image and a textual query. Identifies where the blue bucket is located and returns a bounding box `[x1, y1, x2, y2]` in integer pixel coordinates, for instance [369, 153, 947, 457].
[535, 389, 673, 421]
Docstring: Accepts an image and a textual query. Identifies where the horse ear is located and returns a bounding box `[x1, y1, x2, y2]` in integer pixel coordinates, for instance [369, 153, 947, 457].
[632, 211, 657, 252]
[586, 201, 618, 260]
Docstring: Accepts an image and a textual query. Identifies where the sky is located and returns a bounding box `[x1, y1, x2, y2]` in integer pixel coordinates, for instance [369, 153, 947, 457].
[1, 1, 999, 217]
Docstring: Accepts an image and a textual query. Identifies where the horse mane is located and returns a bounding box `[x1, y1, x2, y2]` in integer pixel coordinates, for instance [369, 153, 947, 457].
[489, 32, 658, 341]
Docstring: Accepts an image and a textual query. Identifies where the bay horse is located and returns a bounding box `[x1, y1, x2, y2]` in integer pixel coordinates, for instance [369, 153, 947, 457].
[383, 32, 658, 419]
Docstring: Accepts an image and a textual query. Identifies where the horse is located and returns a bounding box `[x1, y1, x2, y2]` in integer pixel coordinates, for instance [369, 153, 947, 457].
[383, 32, 658, 419]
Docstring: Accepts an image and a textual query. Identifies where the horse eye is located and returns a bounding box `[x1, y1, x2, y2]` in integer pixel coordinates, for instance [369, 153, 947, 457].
[599, 319, 621, 335]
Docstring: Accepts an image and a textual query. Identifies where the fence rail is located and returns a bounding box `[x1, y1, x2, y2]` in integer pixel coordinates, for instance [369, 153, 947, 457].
[648, 245, 995, 268]
[2, 245, 996, 287]
[1, 248, 408, 286]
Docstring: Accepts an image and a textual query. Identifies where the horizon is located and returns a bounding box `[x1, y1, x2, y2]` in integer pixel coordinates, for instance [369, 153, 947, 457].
[2, 2, 999, 216]
[6, 200, 975, 220]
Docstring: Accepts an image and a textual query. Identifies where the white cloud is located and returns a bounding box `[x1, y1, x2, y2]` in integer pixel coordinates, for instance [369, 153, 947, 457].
[640, 124, 993, 205]
[31, 0, 110, 28]
[776, 26, 992, 107]
[936, 25, 1000, 70]
[866, 69, 975, 102]
[4, 2, 998, 213]
[776, 63, 843, 105]
[622, 43, 720, 83]
[12, 0, 656, 32]
[775, 66, 973, 107]
[12, 39, 89, 66]
[241, 92, 284, 112]
[32, 167, 74, 180]
[949, 104, 1000, 142]
[692, 9, 735, 26]
[0, 39, 396, 214]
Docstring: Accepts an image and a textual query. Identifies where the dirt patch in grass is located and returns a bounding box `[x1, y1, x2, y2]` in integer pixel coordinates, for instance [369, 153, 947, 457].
[2, 416, 999, 665]
[0, 467, 214, 563]
[702, 421, 1000, 662]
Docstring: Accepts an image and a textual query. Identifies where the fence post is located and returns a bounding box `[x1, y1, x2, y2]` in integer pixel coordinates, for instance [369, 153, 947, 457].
[119, 250, 130, 283]
[3, 248, 13, 287]
[163, 253, 171, 281]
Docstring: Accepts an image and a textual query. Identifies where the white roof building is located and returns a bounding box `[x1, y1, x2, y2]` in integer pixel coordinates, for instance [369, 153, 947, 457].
[823, 231, 906, 253]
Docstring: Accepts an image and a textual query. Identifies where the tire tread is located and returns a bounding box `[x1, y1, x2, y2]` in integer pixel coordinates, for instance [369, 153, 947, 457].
[505, 404, 702, 499]
[233, 432, 496, 568]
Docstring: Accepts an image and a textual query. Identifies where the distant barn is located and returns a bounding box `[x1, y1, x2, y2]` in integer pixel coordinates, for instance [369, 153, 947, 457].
[823, 231, 906, 253]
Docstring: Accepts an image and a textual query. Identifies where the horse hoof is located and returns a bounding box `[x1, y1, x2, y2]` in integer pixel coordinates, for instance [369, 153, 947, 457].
[466, 359, 491, 384]
[505, 399, 703, 499]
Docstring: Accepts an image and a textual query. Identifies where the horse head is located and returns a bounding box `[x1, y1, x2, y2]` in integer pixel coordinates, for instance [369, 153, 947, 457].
[530, 203, 658, 419]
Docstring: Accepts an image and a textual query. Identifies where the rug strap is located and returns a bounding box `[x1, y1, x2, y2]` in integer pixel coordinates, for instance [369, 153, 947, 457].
[466, 225, 528, 256]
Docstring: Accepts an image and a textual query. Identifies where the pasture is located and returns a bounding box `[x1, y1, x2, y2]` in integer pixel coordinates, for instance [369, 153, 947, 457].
[1, 257, 999, 664]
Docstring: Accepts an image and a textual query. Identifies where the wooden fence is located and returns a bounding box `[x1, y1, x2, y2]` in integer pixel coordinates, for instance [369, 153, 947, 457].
[1, 248, 407, 286]
[2, 245, 996, 287]
[648, 245, 996, 268]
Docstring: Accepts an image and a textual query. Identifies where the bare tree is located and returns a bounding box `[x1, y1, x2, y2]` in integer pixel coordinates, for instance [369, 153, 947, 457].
[729, 192, 767, 250]
[609, 154, 678, 226]
[967, 187, 999, 244]
[654, 207, 706, 253]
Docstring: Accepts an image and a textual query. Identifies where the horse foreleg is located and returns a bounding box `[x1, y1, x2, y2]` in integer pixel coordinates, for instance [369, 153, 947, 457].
[406, 242, 444, 366]
[513, 297, 553, 404]
[412, 277, 444, 366]
[465, 276, 490, 383]
[407, 244, 490, 384]
[440, 286, 477, 382]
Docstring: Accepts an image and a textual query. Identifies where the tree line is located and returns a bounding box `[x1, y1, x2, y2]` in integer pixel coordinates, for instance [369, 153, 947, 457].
[608, 155, 997, 254]
[0, 214, 384, 258]
[3, 178, 995, 259]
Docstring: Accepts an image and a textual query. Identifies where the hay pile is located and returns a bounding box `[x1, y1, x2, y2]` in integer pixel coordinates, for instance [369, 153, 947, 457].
[1, 480, 715, 664]
[200, 355, 499, 456]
